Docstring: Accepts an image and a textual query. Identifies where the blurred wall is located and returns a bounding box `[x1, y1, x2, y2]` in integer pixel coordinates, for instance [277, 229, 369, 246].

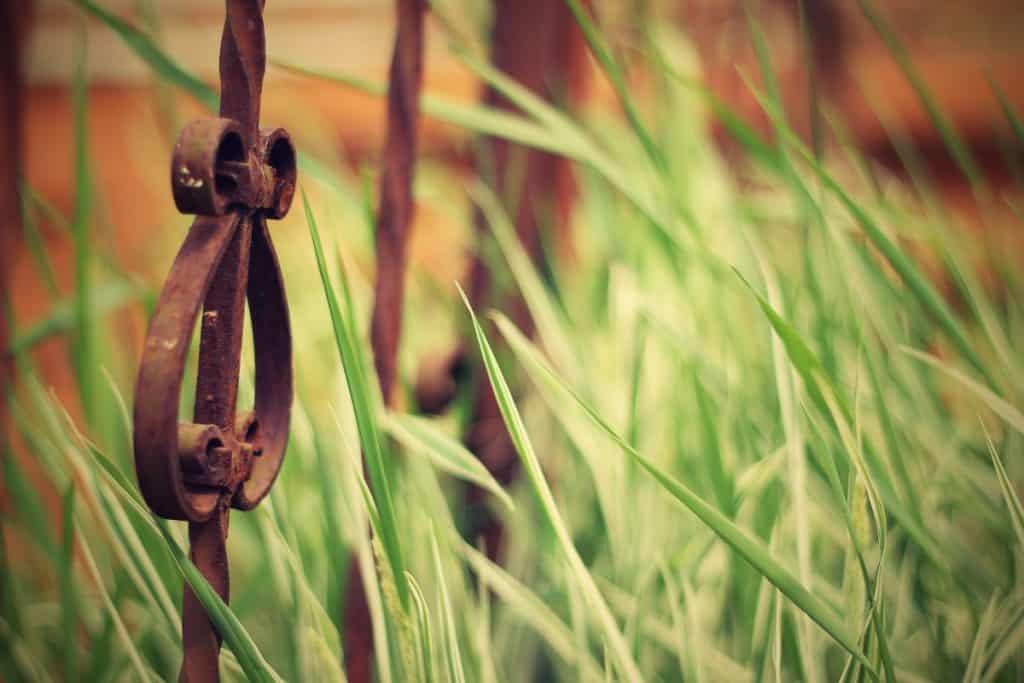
[11, 0, 1024, 377]
[21, 1, 1023, 238]
[685, 0, 1024, 202]
[14, 2, 479, 344]
[11, 2, 479, 436]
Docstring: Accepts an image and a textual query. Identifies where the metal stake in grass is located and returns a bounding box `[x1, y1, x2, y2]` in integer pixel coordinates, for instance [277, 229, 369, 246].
[132, 2, 295, 680]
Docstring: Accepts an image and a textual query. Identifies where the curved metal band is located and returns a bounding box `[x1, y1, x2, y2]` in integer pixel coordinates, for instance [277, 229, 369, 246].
[233, 215, 291, 509]
[135, 214, 239, 521]
[133, 212, 292, 521]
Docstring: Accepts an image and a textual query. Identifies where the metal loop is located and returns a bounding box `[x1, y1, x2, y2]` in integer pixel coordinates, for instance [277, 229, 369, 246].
[178, 422, 226, 475]
[231, 217, 292, 510]
[171, 118, 247, 217]
[257, 128, 297, 219]
[135, 214, 241, 521]
[135, 2, 292, 678]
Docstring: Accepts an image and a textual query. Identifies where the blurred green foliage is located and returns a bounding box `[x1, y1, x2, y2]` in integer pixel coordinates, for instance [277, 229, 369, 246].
[3, 2, 1024, 681]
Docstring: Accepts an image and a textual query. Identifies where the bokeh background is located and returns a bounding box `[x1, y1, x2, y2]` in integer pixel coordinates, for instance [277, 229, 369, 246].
[3, 2, 1024, 681]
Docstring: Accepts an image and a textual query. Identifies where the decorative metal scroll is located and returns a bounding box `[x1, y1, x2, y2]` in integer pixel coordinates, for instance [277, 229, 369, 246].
[132, 1, 294, 680]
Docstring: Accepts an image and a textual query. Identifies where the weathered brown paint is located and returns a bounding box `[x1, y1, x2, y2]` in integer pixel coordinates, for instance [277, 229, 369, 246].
[132, 2, 294, 681]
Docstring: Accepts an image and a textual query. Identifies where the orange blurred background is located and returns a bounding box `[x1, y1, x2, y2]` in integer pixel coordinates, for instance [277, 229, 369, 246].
[6, 0, 1024, 420]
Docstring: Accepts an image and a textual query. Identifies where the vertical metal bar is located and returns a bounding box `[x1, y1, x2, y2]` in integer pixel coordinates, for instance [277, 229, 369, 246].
[180, 510, 230, 683]
[369, 0, 425, 407]
[180, 217, 252, 683]
[464, 0, 588, 559]
[221, 0, 265, 147]
[133, 2, 295, 679]
[193, 218, 251, 431]
[0, 2, 27, 461]
[345, 2, 425, 680]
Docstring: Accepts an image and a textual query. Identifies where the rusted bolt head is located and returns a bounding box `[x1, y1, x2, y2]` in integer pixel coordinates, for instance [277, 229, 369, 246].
[172, 422, 227, 517]
[231, 406, 283, 511]
[258, 127, 297, 219]
[178, 422, 223, 474]
[234, 410, 262, 456]
[172, 118, 246, 216]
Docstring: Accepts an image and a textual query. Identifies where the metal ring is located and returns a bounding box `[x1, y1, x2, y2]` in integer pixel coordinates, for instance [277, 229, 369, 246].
[258, 127, 297, 220]
[171, 118, 246, 217]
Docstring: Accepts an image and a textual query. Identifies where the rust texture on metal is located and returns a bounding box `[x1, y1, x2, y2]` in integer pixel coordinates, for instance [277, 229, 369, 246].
[413, 0, 589, 562]
[0, 3, 30, 489]
[369, 0, 426, 408]
[132, 1, 294, 681]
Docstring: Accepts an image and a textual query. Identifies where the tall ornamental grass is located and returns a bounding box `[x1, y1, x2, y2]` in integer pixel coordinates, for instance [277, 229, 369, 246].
[4, 2, 1023, 681]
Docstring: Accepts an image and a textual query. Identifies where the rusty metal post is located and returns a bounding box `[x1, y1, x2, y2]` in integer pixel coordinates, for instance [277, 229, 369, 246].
[414, 0, 590, 560]
[0, 2, 30, 490]
[132, 2, 295, 681]
[344, 2, 426, 680]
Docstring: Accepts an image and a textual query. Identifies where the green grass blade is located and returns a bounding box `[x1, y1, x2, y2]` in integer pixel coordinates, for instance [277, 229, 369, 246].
[452, 51, 667, 232]
[8, 279, 145, 356]
[459, 542, 605, 682]
[471, 181, 580, 382]
[989, 74, 1024, 150]
[2, 440, 58, 561]
[862, 342, 920, 515]
[70, 27, 95, 427]
[272, 59, 566, 158]
[302, 190, 410, 612]
[797, 146, 994, 387]
[796, 0, 825, 160]
[982, 424, 1024, 549]
[78, 433, 282, 681]
[902, 347, 1024, 436]
[153, 522, 283, 682]
[745, 7, 785, 128]
[305, 411, 349, 630]
[17, 179, 59, 295]
[734, 63, 996, 390]
[736, 271, 950, 572]
[654, 59, 780, 171]
[625, 316, 647, 450]
[75, 518, 154, 682]
[491, 313, 876, 676]
[563, 0, 666, 173]
[430, 526, 466, 683]
[855, 0, 985, 200]
[980, 602, 1024, 683]
[382, 412, 514, 512]
[964, 593, 1001, 683]
[459, 288, 644, 683]
[73, 0, 218, 110]
[694, 372, 734, 516]
[733, 271, 846, 458]
[273, 58, 668, 236]
[406, 573, 435, 683]
[59, 484, 78, 683]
